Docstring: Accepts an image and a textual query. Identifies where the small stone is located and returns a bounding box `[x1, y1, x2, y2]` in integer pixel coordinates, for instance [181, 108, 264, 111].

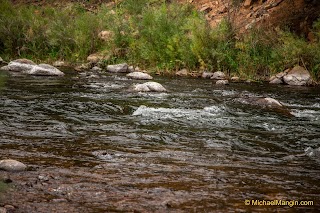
[87, 53, 109, 64]
[244, 0, 253, 8]
[0, 207, 6, 213]
[231, 76, 240, 82]
[126, 72, 153, 80]
[176, 69, 188, 77]
[211, 71, 226, 80]
[53, 61, 65, 67]
[91, 66, 102, 72]
[202, 72, 214, 79]
[269, 78, 283, 84]
[52, 198, 68, 203]
[4, 205, 14, 210]
[107, 63, 128, 73]
[0, 159, 27, 172]
[98, 30, 114, 42]
[75, 63, 92, 72]
[216, 80, 229, 85]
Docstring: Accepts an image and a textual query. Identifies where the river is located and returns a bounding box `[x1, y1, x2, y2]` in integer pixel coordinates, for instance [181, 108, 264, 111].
[0, 70, 319, 212]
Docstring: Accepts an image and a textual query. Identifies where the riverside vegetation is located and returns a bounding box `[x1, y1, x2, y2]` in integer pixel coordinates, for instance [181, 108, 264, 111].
[0, 0, 320, 81]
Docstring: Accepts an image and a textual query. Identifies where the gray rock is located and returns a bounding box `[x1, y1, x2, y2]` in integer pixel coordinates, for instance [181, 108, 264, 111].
[87, 53, 109, 64]
[305, 147, 320, 158]
[53, 61, 66, 67]
[26, 64, 64, 76]
[132, 82, 167, 92]
[0, 59, 36, 72]
[210, 71, 226, 80]
[283, 66, 311, 86]
[126, 71, 153, 80]
[107, 63, 128, 73]
[216, 80, 229, 85]
[176, 69, 188, 77]
[231, 76, 240, 82]
[269, 77, 283, 84]
[91, 66, 103, 72]
[75, 63, 92, 72]
[0, 159, 27, 172]
[202, 72, 214, 79]
[269, 70, 289, 84]
[256, 97, 283, 107]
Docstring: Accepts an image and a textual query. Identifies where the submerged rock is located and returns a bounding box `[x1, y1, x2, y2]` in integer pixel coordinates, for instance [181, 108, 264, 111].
[236, 97, 284, 108]
[132, 82, 167, 92]
[126, 71, 153, 80]
[305, 147, 320, 158]
[107, 63, 128, 73]
[256, 97, 283, 108]
[91, 66, 103, 72]
[216, 80, 229, 85]
[0, 159, 27, 172]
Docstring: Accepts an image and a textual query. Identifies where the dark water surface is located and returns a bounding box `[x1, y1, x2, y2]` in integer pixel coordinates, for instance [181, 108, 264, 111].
[0, 71, 319, 212]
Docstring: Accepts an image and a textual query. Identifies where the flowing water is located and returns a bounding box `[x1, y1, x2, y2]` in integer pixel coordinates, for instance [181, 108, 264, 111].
[0, 70, 319, 212]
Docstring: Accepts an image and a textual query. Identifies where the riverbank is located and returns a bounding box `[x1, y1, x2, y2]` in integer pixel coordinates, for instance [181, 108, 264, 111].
[0, 0, 319, 82]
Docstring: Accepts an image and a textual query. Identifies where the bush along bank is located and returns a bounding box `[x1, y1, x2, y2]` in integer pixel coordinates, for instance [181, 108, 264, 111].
[0, 0, 320, 83]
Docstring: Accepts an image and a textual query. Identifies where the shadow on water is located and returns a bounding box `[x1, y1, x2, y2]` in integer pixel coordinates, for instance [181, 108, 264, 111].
[0, 72, 319, 212]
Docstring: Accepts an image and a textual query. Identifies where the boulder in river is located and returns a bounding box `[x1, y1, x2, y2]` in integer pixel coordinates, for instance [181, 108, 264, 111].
[126, 72, 153, 80]
[0, 59, 64, 76]
[107, 63, 128, 73]
[26, 64, 65, 76]
[210, 71, 226, 80]
[0, 159, 27, 172]
[0, 59, 36, 72]
[132, 82, 167, 92]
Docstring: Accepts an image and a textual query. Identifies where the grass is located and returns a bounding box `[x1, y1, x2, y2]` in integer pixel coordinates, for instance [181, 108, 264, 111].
[0, 0, 319, 80]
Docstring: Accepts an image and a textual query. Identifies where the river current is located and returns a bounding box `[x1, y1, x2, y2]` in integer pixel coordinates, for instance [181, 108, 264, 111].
[0, 70, 319, 212]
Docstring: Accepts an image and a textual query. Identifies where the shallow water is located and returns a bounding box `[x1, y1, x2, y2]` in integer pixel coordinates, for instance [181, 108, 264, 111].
[0, 71, 319, 212]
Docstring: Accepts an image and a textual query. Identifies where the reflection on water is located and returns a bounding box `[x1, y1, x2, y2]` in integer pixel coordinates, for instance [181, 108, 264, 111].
[0, 71, 319, 211]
